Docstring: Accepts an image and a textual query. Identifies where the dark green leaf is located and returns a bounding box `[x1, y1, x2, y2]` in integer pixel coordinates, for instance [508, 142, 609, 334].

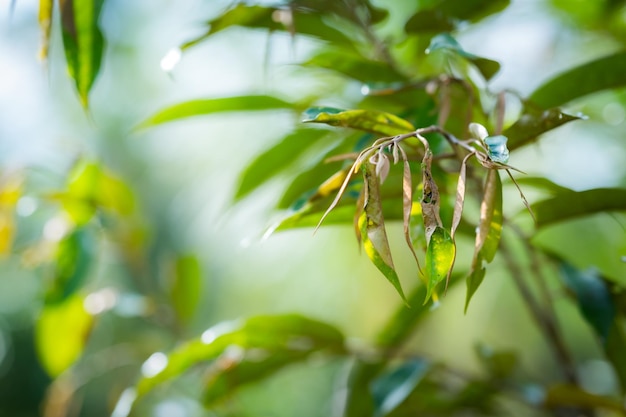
[304, 49, 407, 83]
[532, 188, 626, 228]
[504, 108, 581, 150]
[303, 107, 415, 136]
[559, 263, 615, 341]
[424, 227, 456, 303]
[59, 0, 105, 107]
[360, 162, 406, 301]
[134, 314, 345, 397]
[182, 4, 356, 50]
[405, 0, 510, 33]
[465, 266, 486, 313]
[171, 254, 202, 324]
[507, 177, 572, 195]
[606, 320, 626, 393]
[45, 227, 94, 304]
[290, 0, 388, 24]
[371, 359, 430, 417]
[544, 384, 626, 414]
[529, 51, 626, 109]
[426, 33, 500, 81]
[137, 95, 294, 129]
[235, 128, 330, 200]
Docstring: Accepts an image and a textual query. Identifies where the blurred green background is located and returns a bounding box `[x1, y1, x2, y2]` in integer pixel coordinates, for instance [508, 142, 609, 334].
[0, 0, 626, 416]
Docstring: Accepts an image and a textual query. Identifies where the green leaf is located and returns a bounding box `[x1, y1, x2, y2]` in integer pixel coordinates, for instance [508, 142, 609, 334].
[289, 0, 388, 25]
[303, 107, 415, 136]
[134, 314, 345, 397]
[532, 188, 626, 228]
[606, 320, 626, 393]
[405, 0, 510, 33]
[38, 0, 53, 59]
[235, 128, 330, 200]
[424, 226, 456, 303]
[529, 51, 626, 109]
[182, 4, 356, 50]
[560, 263, 615, 341]
[426, 33, 500, 81]
[371, 359, 430, 417]
[544, 384, 626, 414]
[465, 170, 502, 312]
[45, 227, 94, 304]
[35, 294, 93, 377]
[59, 0, 105, 107]
[484, 135, 509, 163]
[137, 95, 294, 129]
[504, 108, 581, 150]
[304, 49, 408, 83]
[360, 162, 405, 300]
[202, 349, 311, 406]
[171, 254, 202, 324]
[507, 177, 572, 195]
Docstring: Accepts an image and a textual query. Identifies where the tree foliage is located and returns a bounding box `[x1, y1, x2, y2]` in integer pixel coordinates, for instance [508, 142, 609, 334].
[2, 0, 626, 416]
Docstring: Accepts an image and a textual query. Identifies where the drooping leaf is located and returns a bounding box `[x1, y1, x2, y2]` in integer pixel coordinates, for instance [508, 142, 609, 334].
[400, 147, 421, 271]
[359, 162, 406, 300]
[420, 149, 442, 242]
[559, 263, 615, 342]
[424, 226, 456, 303]
[133, 314, 345, 397]
[544, 384, 626, 414]
[304, 49, 408, 83]
[59, 0, 106, 107]
[235, 128, 330, 200]
[532, 188, 626, 228]
[451, 154, 470, 239]
[171, 254, 202, 324]
[529, 51, 626, 109]
[45, 227, 94, 304]
[371, 359, 431, 417]
[137, 95, 294, 129]
[426, 33, 500, 81]
[405, 0, 510, 34]
[302, 107, 415, 136]
[504, 108, 581, 150]
[35, 294, 94, 377]
[465, 170, 502, 312]
[181, 4, 356, 50]
[508, 177, 572, 195]
[38, 0, 54, 59]
[606, 320, 626, 393]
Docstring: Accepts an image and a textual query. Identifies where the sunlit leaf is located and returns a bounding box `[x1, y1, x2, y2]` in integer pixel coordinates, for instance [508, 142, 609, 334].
[504, 108, 580, 150]
[426, 33, 500, 81]
[38, 0, 53, 59]
[544, 384, 626, 414]
[424, 226, 456, 303]
[532, 188, 626, 228]
[59, 0, 105, 107]
[465, 170, 502, 312]
[171, 254, 202, 324]
[236, 128, 330, 200]
[371, 359, 430, 417]
[182, 4, 356, 50]
[304, 49, 407, 83]
[45, 227, 94, 304]
[559, 263, 615, 341]
[360, 162, 405, 300]
[302, 107, 415, 136]
[529, 51, 626, 109]
[405, 0, 510, 34]
[137, 95, 294, 129]
[133, 314, 345, 397]
[35, 294, 94, 377]
[0, 177, 21, 255]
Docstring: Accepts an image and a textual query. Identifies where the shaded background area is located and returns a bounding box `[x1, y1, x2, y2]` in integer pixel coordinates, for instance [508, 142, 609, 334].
[0, 0, 625, 416]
